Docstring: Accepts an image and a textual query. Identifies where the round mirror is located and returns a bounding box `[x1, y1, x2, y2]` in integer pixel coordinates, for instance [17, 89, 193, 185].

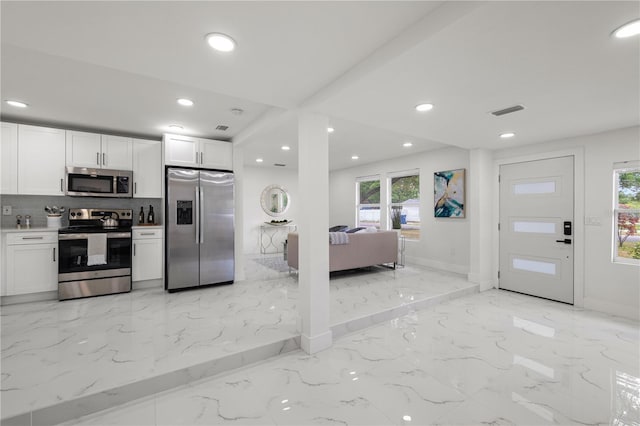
[261, 184, 290, 217]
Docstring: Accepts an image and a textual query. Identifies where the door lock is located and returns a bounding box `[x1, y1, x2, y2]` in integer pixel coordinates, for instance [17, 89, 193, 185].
[555, 239, 572, 244]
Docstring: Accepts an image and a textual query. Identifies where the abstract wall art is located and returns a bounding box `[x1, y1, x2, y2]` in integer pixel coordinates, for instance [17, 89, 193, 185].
[434, 168, 465, 218]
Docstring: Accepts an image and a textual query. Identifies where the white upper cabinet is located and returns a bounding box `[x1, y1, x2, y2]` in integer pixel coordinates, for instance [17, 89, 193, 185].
[18, 125, 66, 196]
[1, 122, 18, 194]
[66, 131, 132, 169]
[164, 133, 232, 170]
[102, 135, 133, 170]
[163, 133, 199, 167]
[66, 131, 102, 168]
[200, 139, 233, 170]
[133, 138, 162, 198]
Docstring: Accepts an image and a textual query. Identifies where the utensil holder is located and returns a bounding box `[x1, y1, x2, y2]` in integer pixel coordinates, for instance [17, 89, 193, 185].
[47, 215, 62, 228]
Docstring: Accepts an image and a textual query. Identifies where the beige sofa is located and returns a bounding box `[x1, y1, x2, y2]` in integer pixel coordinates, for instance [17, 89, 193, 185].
[286, 231, 398, 272]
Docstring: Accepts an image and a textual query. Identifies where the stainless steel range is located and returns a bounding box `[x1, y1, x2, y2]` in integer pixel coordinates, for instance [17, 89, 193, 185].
[58, 208, 133, 300]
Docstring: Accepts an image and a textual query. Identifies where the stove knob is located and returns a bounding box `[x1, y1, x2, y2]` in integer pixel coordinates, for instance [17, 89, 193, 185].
[70, 212, 76, 217]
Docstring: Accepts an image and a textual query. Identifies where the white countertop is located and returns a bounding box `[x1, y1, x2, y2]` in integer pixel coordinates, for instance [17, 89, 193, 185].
[1, 227, 59, 233]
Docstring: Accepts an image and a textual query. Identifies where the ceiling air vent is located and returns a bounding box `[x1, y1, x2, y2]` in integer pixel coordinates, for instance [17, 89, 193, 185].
[274, 163, 286, 167]
[216, 125, 229, 131]
[491, 105, 524, 116]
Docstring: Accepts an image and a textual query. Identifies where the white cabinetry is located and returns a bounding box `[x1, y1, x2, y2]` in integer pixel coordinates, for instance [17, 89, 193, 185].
[5, 232, 58, 296]
[132, 228, 163, 282]
[1, 122, 18, 194]
[133, 139, 162, 198]
[18, 125, 66, 196]
[164, 133, 232, 170]
[66, 131, 133, 169]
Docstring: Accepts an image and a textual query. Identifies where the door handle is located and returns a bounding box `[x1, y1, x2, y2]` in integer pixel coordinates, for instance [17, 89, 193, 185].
[200, 187, 204, 244]
[555, 239, 572, 244]
[53, 247, 56, 262]
[194, 187, 200, 244]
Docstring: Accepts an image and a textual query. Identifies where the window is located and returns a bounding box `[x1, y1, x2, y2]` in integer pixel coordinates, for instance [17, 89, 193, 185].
[614, 166, 640, 264]
[356, 177, 380, 228]
[389, 172, 420, 240]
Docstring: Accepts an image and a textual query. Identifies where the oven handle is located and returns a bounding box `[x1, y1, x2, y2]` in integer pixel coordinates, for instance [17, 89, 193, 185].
[59, 232, 131, 240]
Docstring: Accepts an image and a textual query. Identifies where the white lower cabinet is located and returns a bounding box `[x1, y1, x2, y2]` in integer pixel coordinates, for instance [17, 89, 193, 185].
[5, 232, 58, 296]
[132, 228, 163, 282]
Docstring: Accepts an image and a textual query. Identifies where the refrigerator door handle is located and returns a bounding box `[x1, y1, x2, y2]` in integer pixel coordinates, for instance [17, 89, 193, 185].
[200, 187, 205, 244]
[194, 186, 200, 244]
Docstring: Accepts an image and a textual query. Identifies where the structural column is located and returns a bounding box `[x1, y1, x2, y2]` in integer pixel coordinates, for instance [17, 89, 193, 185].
[468, 148, 493, 290]
[297, 111, 332, 354]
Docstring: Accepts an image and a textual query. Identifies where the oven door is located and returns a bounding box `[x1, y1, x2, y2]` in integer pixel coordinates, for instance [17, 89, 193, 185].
[58, 232, 131, 282]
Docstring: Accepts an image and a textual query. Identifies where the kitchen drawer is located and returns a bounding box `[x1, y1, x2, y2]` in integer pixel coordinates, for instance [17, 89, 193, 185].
[133, 228, 163, 240]
[7, 232, 58, 245]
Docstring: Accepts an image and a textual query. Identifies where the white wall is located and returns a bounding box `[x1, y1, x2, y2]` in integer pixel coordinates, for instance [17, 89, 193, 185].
[493, 126, 640, 320]
[330, 147, 470, 274]
[243, 166, 299, 254]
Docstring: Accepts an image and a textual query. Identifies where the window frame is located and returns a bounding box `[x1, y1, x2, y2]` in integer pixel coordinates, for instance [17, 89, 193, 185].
[388, 170, 420, 241]
[356, 175, 381, 229]
[613, 164, 640, 265]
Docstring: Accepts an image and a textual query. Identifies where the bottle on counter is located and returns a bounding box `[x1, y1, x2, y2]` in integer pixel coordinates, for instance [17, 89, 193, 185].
[147, 205, 154, 224]
[138, 206, 145, 224]
[16, 214, 22, 229]
[25, 215, 31, 229]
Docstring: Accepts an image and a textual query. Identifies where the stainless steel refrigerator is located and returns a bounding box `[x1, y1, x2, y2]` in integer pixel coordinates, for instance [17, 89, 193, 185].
[166, 167, 234, 291]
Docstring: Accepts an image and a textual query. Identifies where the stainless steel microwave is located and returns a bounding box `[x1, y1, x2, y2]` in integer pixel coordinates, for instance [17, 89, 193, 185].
[65, 167, 133, 198]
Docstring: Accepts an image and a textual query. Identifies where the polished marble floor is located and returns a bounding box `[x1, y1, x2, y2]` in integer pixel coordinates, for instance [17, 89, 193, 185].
[61, 289, 640, 426]
[1, 255, 476, 422]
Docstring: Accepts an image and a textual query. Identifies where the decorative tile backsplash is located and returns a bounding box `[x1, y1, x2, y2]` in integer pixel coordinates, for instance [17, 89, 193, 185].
[0, 195, 162, 228]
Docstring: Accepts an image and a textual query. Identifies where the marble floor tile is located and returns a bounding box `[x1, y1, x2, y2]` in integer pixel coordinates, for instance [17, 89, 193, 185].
[2, 256, 471, 422]
[60, 289, 639, 426]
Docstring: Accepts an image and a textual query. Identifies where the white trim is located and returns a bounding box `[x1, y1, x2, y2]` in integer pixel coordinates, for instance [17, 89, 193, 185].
[407, 255, 469, 275]
[584, 297, 640, 321]
[493, 148, 585, 308]
[355, 174, 380, 182]
[300, 330, 333, 354]
[388, 168, 419, 179]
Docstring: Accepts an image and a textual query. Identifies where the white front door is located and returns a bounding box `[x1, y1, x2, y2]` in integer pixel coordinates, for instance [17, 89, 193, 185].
[499, 156, 574, 304]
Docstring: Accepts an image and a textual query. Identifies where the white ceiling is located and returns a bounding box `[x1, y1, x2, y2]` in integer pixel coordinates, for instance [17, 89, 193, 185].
[1, 1, 638, 171]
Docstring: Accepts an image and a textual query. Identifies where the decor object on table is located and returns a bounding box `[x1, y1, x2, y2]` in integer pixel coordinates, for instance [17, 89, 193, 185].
[434, 169, 465, 218]
[390, 206, 403, 229]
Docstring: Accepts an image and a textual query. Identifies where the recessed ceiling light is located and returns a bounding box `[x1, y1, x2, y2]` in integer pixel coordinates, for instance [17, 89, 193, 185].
[613, 18, 640, 38]
[403, 142, 413, 147]
[281, 146, 290, 151]
[177, 98, 194, 107]
[205, 33, 236, 52]
[256, 158, 263, 163]
[167, 124, 184, 130]
[231, 108, 244, 115]
[351, 155, 359, 160]
[415, 103, 433, 112]
[327, 127, 335, 133]
[5, 100, 27, 108]
[500, 132, 515, 139]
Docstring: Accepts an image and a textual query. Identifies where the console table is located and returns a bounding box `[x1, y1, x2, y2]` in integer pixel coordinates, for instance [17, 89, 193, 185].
[260, 223, 296, 254]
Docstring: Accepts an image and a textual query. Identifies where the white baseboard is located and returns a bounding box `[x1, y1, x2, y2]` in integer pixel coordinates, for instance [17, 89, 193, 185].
[1, 290, 57, 305]
[300, 330, 333, 354]
[583, 297, 640, 321]
[406, 256, 469, 275]
[467, 272, 494, 291]
[132, 279, 163, 290]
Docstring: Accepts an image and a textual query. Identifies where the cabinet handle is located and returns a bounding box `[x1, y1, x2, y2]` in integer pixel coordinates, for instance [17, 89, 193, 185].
[133, 243, 136, 256]
[97, 152, 100, 165]
[53, 247, 56, 262]
[102, 153, 106, 166]
[60, 179, 64, 193]
[140, 232, 155, 236]
[22, 236, 44, 240]
[134, 182, 137, 194]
